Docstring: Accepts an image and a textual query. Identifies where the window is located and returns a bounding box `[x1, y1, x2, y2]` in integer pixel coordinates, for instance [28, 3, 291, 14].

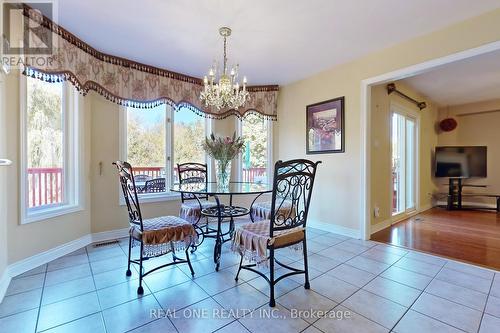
[237, 114, 272, 184]
[21, 76, 81, 223]
[126, 104, 168, 195]
[121, 105, 211, 201]
[391, 106, 417, 216]
[173, 108, 210, 182]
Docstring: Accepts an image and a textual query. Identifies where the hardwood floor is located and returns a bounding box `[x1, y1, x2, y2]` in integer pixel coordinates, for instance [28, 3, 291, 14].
[371, 207, 500, 270]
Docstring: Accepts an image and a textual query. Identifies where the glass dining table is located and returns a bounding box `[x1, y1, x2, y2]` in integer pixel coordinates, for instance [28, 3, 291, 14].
[171, 182, 272, 271]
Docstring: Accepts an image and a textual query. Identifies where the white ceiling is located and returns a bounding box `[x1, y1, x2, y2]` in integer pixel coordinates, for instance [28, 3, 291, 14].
[402, 49, 500, 106]
[50, 0, 500, 85]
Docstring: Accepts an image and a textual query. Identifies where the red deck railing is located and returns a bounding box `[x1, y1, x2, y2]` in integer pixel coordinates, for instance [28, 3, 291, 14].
[27, 166, 267, 208]
[28, 167, 63, 208]
[242, 167, 266, 182]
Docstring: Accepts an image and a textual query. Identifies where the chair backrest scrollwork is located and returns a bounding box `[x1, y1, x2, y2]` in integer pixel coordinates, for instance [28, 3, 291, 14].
[143, 178, 166, 193]
[269, 159, 321, 236]
[113, 161, 143, 232]
[177, 163, 209, 201]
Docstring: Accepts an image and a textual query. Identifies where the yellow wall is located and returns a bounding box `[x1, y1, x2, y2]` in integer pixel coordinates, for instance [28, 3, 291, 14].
[370, 82, 439, 227]
[276, 8, 500, 234]
[437, 99, 500, 205]
[3, 72, 92, 263]
[89, 94, 183, 233]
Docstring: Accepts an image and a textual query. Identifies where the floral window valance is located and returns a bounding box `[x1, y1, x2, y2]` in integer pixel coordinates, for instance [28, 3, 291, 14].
[21, 8, 278, 120]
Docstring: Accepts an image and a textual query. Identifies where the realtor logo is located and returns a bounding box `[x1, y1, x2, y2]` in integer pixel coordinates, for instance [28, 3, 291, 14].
[1, 0, 57, 70]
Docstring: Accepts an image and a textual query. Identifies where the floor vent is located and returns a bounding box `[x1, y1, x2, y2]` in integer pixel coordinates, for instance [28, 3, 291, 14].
[93, 240, 120, 248]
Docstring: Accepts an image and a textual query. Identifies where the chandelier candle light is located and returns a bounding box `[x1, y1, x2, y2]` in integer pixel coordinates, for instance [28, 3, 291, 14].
[200, 27, 249, 110]
[202, 132, 245, 189]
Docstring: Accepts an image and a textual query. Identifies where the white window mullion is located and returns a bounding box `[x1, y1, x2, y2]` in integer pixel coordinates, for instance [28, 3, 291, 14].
[166, 105, 173, 188]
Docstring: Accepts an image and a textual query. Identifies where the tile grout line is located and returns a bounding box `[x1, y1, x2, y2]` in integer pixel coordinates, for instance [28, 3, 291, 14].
[33, 262, 48, 333]
[476, 274, 496, 333]
[386, 259, 447, 332]
[85, 244, 109, 333]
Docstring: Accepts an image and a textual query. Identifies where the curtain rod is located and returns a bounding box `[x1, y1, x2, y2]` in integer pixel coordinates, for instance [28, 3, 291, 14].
[387, 83, 427, 110]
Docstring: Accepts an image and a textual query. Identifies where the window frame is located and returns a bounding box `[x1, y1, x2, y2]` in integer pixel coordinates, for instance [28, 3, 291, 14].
[235, 115, 273, 184]
[119, 104, 213, 204]
[20, 76, 83, 224]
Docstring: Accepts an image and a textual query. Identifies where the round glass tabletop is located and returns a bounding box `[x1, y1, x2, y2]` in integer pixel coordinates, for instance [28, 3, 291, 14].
[170, 182, 272, 195]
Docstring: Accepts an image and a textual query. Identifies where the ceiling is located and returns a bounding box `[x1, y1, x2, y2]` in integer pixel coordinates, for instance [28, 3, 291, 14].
[46, 0, 500, 85]
[402, 49, 500, 106]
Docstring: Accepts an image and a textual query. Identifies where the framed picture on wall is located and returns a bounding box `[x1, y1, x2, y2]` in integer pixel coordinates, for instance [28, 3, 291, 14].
[306, 96, 345, 154]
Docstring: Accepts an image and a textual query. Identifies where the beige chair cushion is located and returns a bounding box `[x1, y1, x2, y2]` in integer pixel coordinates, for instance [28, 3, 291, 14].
[232, 220, 304, 263]
[251, 200, 295, 221]
[130, 216, 197, 245]
[180, 200, 217, 223]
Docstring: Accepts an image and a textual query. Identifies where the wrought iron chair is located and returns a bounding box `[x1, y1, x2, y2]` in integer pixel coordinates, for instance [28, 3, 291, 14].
[133, 174, 151, 183]
[177, 163, 217, 251]
[141, 177, 166, 193]
[232, 159, 321, 307]
[113, 161, 196, 294]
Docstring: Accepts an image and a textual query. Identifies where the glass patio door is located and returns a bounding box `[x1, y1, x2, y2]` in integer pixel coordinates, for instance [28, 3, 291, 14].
[391, 111, 416, 216]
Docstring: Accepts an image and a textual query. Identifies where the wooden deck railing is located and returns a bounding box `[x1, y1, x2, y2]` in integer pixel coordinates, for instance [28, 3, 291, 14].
[28, 167, 63, 208]
[27, 166, 267, 207]
[242, 167, 266, 182]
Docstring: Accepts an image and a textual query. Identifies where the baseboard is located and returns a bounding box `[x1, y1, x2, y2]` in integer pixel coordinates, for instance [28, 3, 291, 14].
[0, 268, 10, 304]
[7, 234, 92, 279]
[1, 227, 129, 303]
[370, 204, 434, 235]
[91, 227, 129, 243]
[436, 201, 497, 209]
[371, 219, 392, 235]
[308, 219, 360, 239]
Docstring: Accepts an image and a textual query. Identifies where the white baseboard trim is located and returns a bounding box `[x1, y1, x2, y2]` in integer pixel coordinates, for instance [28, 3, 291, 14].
[436, 201, 497, 209]
[91, 228, 129, 243]
[1, 227, 129, 302]
[370, 204, 434, 235]
[0, 269, 10, 304]
[371, 219, 392, 235]
[7, 234, 92, 279]
[308, 219, 360, 239]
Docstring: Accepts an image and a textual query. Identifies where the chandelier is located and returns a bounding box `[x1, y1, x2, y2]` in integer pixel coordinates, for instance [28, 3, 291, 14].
[200, 27, 249, 110]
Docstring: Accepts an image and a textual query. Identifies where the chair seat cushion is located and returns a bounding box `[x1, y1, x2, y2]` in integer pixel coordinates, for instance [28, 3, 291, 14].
[130, 216, 197, 245]
[251, 200, 295, 221]
[231, 220, 304, 264]
[181, 200, 218, 209]
[180, 200, 217, 223]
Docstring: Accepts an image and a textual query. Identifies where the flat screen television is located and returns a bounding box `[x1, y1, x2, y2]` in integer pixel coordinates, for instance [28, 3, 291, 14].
[435, 146, 487, 178]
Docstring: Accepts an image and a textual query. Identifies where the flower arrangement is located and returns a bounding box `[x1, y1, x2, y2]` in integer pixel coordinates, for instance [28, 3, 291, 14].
[202, 132, 245, 162]
[202, 132, 245, 188]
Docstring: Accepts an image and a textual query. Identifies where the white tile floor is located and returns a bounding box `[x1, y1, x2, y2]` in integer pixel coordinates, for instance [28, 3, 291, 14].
[1, 227, 500, 333]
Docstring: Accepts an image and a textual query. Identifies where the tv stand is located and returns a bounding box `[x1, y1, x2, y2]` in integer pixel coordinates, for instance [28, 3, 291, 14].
[446, 178, 499, 212]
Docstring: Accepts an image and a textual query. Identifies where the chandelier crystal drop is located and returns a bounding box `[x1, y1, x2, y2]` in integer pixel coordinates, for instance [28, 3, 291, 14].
[200, 27, 249, 110]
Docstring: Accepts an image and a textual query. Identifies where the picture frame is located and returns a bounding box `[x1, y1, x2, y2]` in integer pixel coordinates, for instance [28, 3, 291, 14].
[306, 96, 345, 154]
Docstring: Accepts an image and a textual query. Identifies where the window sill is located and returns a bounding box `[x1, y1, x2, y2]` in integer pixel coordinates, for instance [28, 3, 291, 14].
[119, 192, 181, 206]
[22, 204, 84, 224]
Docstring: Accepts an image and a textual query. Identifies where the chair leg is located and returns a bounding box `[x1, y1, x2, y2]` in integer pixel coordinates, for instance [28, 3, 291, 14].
[235, 255, 244, 281]
[126, 236, 132, 277]
[302, 236, 310, 289]
[137, 242, 144, 295]
[171, 242, 177, 262]
[269, 247, 276, 307]
[185, 246, 195, 276]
